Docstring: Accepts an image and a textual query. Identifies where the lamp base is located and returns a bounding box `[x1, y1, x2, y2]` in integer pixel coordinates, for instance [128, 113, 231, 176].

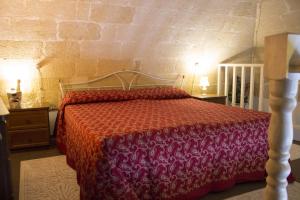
[201, 86, 208, 96]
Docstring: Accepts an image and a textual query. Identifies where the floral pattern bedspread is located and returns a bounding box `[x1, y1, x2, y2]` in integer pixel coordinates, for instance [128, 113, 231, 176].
[55, 89, 270, 200]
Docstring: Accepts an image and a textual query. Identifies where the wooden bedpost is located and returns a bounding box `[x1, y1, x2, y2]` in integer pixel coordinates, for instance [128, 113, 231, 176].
[264, 33, 300, 200]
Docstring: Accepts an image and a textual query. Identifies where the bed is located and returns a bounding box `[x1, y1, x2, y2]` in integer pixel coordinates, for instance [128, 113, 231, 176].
[55, 70, 273, 200]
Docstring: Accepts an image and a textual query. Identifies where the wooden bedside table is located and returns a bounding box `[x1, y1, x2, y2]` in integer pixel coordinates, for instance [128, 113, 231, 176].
[192, 94, 227, 105]
[0, 98, 12, 199]
[7, 104, 50, 150]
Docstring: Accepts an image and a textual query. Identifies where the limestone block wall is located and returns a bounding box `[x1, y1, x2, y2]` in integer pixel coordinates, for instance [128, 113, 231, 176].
[255, 0, 300, 61]
[259, 0, 300, 45]
[0, 0, 258, 106]
[254, 0, 300, 98]
[255, 0, 300, 140]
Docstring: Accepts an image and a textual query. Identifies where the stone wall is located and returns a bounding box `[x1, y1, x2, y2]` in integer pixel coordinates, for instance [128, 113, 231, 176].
[255, 0, 300, 61]
[0, 0, 259, 106]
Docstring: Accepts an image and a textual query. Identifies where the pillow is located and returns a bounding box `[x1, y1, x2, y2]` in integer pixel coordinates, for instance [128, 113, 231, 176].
[60, 87, 190, 110]
[60, 89, 131, 109]
[128, 87, 190, 100]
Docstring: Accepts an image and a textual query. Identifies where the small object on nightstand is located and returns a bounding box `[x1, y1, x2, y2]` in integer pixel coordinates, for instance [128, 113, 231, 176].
[7, 80, 22, 109]
[192, 94, 227, 105]
[7, 103, 50, 150]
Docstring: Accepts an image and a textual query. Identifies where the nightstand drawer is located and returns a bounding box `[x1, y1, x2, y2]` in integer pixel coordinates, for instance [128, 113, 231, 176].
[8, 128, 50, 149]
[192, 95, 227, 105]
[202, 97, 226, 105]
[7, 110, 48, 130]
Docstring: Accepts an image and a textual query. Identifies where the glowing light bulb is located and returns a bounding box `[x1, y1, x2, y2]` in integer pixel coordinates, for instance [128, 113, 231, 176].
[0, 59, 38, 93]
[199, 76, 210, 95]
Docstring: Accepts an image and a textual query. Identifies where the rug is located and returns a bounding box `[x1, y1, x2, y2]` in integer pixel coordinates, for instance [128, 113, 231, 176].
[19, 144, 300, 200]
[19, 156, 79, 200]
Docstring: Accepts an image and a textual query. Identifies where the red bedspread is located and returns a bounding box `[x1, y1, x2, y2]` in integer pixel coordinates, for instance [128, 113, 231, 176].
[56, 89, 270, 200]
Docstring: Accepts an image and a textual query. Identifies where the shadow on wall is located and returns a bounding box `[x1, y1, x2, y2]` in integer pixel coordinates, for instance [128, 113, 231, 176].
[221, 47, 265, 64]
[222, 48, 254, 63]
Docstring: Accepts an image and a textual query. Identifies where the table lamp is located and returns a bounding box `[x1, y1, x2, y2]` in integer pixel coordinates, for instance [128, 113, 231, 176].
[199, 76, 210, 95]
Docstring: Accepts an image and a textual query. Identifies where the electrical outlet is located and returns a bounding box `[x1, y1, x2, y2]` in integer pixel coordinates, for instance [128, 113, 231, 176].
[135, 60, 141, 71]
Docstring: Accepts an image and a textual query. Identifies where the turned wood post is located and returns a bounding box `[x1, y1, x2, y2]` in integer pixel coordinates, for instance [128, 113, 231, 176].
[264, 33, 300, 200]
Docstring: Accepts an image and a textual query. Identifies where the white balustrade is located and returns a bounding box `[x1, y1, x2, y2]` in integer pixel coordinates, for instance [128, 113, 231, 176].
[217, 64, 264, 111]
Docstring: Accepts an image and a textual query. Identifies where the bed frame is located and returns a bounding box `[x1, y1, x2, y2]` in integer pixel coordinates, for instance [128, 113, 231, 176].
[58, 33, 299, 200]
[59, 70, 184, 99]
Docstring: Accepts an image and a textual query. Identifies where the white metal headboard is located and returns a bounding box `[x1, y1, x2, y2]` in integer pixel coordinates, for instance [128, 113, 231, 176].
[59, 70, 185, 99]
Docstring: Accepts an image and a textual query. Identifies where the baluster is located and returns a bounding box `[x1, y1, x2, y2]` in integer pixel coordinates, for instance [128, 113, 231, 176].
[249, 66, 255, 109]
[258, 66, 264, 111]
[240, 66, 245, 108]
[224, 66, 229, 105]
[217, 66, 221, 96]
[264, 79, 298, 200]
[232, 66, 237, 106]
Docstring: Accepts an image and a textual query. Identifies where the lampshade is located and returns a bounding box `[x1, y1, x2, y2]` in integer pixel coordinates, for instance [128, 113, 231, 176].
[199, 76, 210, 88]
[0, 59, 37, 92]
